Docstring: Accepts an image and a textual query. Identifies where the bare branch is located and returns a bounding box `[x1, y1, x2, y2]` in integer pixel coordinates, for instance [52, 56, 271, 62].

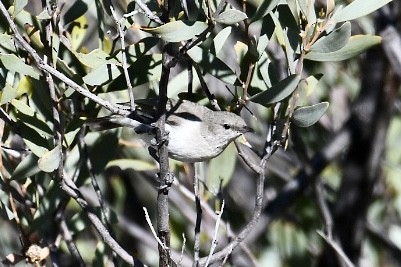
[317, 231, 355, 267]
[110, 5, 135, 110]
[204, 201, 225, 267]
[143, 207, 167, 250]
[133, 0, 163, 24]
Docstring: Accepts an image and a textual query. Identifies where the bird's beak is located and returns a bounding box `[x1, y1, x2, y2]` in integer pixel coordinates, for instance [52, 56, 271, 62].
[237, 135, 253, 148]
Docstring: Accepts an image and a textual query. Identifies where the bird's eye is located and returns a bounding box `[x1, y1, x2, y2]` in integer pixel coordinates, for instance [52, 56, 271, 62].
[223, 123, 230, 129]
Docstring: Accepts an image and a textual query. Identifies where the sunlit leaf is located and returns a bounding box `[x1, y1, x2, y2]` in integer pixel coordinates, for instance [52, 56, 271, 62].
[36, 10, 51, 20]
[310, 22, 351, 53]
[70, 15, 88, 51]
[77, 49, 118, 68]
[206, 142, 237, 188]
[11, 99, 35, 116]
[212, 26, 232, 55]
[251, 0, 281, 22]
[214, 10, 247, 25]
[293, 102, 329, 127]
[13, 0, 28, 16]
[305, 35, 381, 61]
[332, 0, 392, 23]
[106, 159, 157, 171]
[0, 54, 40, 79]
[141, 20, 208, 42]
[1, 83, 18, 105]
[298, 0, 317, 24]
[188, 46, 238, 85]
[38, 145, 62, 173]
[63, 0, 88, 25]
[250, 74, 300, 106]
[83, 64, 122, 86]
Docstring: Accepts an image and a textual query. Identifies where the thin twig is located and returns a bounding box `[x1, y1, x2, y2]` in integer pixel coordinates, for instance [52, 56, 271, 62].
[177, 234, 186, 267]
[314, 178, 333, 239]
[133, 0, 163, 24]
[60, 174, 145, 266]
[193, 63, 221, 111]
[317, 230, 356, 267]
[204, 201, 225, 267]
[44, 2, 85, 264]
[143, 207, 166, 250]
[55, 206, 85, 267]
[110, 5, 135, 110]
[193, 162, 202, 265]
[218, 244, 233, 267]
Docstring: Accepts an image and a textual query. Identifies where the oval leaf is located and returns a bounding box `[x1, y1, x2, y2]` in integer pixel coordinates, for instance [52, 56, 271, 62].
[293, 102, 329, 127]
[106, 159, 157, 171]
[83, 64, 121, 86]
[310, 22, 351, 53]
[250, 74, 300, 106]
[188, 46, 238, 85]
[0, 54, 40, 79]
[212, 26, 232, 55]
[38, 145, 62, 173]
[141, 21, 208, 42]
[215, 10, 247, 25]
[305, 35, 381, 61]
[332, 0, 392, 23]
[10, 153, 41, 180]
[14, 0, 28, 16]
[11, 99, 35, 116]
[1, 83, 18, 105]
[251, 0, 281, 23]
[206, 142, 237, 188]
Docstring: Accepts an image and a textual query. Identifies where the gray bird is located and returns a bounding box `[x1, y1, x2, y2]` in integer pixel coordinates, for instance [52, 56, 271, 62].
[88, 99, 252, 162]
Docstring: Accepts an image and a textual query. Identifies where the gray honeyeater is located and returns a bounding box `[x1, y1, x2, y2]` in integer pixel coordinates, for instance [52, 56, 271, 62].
[87, 98, 253, 162]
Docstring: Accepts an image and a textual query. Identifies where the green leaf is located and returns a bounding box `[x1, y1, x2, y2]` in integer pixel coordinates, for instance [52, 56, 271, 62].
[24, 139, 48, 158]
[11, 99, 35, 116]
[293, 102, 329, 127]
[0, 54, 40, 79]
[63, 0, 88, 25]
[332, 0, 392, 23]
[0, 200, 15, 220]
[250, 74, 300, 106]
[65, 128, 81, 147]
[1, 83, 18, 105]
[0, 34, 15, 51]
[10, 153, 41, 180]
[212, 26, 232, 55]
[310, 22, 351, 53]
[38, 145, 62, 173]
[77, 49, 118, 68]
[83, 64, 122, 86]
[36, 10, 51, 20]
[106, 159, 157, 171]
[251, 0, 281, 22]
[305, 35, 381, 61]
[298, 0, 317, 24]
[206, 142, 237, 188]
[141, 20, 208, 42]
[188, 46, 238, 85]
[214, 10, 247, 25]
[298, 73, 323, 100]
[13, 0, 28, 16]
[70, 15, 88, 51]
